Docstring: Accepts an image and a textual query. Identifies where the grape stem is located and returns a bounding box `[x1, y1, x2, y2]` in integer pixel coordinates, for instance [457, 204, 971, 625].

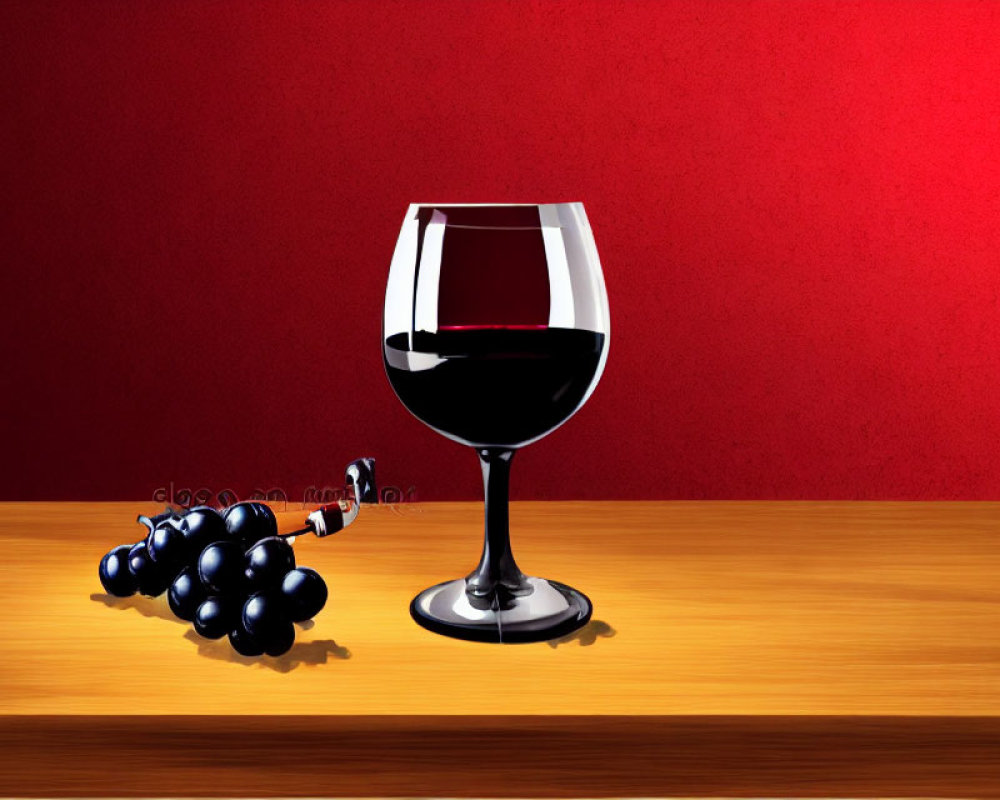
[271, 457, 377, 540]
[280, 455, 373, 539]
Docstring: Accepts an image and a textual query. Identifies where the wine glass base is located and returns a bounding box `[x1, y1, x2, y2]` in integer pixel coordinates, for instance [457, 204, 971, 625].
[410, 576, 592, 643]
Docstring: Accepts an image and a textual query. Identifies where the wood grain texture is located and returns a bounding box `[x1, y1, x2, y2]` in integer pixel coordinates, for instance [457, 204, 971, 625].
[1, 500, 1000, 796]
[3, 500, 1000, 716]
[2, 715, 1000, 798]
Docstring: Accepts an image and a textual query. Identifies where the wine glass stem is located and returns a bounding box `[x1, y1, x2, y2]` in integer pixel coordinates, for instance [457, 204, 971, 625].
[465, 447, 529, 598]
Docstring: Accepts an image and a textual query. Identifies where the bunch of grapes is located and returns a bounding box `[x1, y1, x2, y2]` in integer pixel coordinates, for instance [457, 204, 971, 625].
[98, 503, 328, 657]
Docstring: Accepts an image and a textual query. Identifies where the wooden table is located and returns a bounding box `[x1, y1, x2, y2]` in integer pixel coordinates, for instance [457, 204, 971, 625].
[1, 500, 999, 796]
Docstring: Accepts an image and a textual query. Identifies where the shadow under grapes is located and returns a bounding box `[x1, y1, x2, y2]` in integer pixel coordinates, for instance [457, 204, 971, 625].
[546, 619, 617, 648]
[93, 593, 344, 670]
[90, 592, 187, 624]
[183, 628, 351, 672]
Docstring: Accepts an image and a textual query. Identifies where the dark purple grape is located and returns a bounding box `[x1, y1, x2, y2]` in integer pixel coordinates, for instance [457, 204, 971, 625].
[194, 596, 237, 639]
[242, 591, 287, 640]
[148, 520, 187, 569]
[228, 620, 265, 657]
[262, 620, 295, 657]
[128, 541, 169, 597]
[197, 541, 245, 594]
[280, 567, 327, 621]
[244, 537, 295, 587]
[181, 507, 228, 554]
[224, 502, 278, 550]
[99, 544, 137, 597]
[167, 567, 206, 621]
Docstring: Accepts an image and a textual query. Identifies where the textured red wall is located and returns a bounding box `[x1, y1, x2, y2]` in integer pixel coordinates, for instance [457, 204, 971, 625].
[3, 1, 1000, 502]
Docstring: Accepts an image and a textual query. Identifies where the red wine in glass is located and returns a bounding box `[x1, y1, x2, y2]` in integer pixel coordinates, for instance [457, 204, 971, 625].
[383, 203, 610, 643]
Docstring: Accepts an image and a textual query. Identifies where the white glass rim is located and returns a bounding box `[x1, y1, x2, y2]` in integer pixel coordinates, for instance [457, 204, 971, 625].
[407, 201, 584, 207]
[403, 202, 590, 231]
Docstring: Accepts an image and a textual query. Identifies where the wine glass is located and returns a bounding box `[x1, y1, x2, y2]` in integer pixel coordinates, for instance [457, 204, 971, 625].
[383, 203, 610, 643]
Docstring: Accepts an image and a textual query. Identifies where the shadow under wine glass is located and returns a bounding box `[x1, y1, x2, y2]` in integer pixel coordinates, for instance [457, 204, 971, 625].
[383, 203, 610, 644]
[546, 619, 617, 649]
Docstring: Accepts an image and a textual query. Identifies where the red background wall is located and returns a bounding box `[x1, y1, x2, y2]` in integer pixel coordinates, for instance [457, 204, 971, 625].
[3, 1, 1000, 502]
